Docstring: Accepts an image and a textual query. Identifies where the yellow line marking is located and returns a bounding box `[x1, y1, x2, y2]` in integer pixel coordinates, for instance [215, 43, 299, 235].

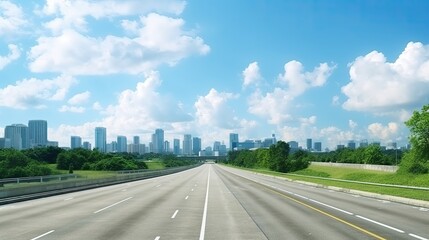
[266, 187, 386, 240]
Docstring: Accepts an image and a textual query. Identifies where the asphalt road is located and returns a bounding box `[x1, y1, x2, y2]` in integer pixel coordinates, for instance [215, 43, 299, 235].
[0, 164, 427, 240]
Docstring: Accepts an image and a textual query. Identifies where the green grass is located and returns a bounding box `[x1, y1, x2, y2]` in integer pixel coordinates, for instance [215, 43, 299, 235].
[233, 165, 429, 202]
[144, 161, 165, 170]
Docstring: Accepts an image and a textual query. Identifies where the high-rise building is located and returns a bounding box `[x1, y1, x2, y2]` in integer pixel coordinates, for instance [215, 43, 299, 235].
[306, 138, 312, 151]
[71, 136, 82, 149]
[314, 142, 322, 152]
[151, 129, 164, 153]
[28, 120, 47, 147]
[347, 141, 356, 150]
[183, 134, 192, 155]
[4, 124, 29, 150]
[133, 136, 140, 145]
[229, 133, 239, 151]
[164, 140, 170, 153]
[117, 136, 127, 152]
[173, 138, 180, 155]
[82, 141, 91, 150]
[193, 137, 201, 155]
[95, 127, 107, 153]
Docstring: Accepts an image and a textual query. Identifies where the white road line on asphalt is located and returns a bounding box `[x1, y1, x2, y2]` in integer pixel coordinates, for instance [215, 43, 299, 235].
[154, 236, 160, 240]
[171, 210, 179, 219]
[191, 188, 194, 191]
[409, 233, 428, 240]
[64, 197, 74, 201]
[94, 197, 133, 214]
[185, 196, 189, 200]
[356, 215, 405, 233]
[156, 184, 161, 188]
[199, 166, 211, 240]
[30, 230, 55, 240]
[307, 199, 354, 215]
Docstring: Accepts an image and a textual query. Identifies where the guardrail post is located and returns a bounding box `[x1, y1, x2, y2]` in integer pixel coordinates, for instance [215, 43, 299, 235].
[40, 176, 43, 183]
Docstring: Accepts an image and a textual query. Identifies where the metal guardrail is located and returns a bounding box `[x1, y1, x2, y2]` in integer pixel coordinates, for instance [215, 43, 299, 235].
[0, 174, 78, 185]
[286, 173, 429, 191]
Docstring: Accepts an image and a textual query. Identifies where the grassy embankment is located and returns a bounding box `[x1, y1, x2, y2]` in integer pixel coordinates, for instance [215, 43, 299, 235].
[246, 164, 429, 201]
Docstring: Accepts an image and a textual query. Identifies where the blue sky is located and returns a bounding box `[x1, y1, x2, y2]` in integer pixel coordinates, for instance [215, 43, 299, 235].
[1, 0, 429, 150]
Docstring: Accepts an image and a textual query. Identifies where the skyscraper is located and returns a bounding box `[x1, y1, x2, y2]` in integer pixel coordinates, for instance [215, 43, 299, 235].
[4, 124, 29, 150]
[314, 142, 322, 152]
[28, 120, 47, 147]
[192, 137, 201, 155]
[117, 136, 127, 152]
[151, 129, 164, 153]
[173, 138, 180, 155]
[183, 134, 192, 155]
[306, 138, 312, 151]
[71, 136, 82, 149]
[229, 133, 239, 151]
[95, 127, 107, 153]
[133, 136, 140, 145]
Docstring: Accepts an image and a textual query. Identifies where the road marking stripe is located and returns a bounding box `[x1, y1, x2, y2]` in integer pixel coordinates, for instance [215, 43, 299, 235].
[185, 196, 189, 200]
[267, 188, 386, 240]
[154, 236, 160, 240]
[409, 233, 428, 240]
[191, 188, 194, 191]
[64, 197, 73, 201]
[31, 230, 55, 240]
[199, 166, 211, 240]
[308, 199, 353, 215]
[156, 184, 161, 188]
[94, 197, 133, 214]
[356, 215, 404, 233]
[171, 210, 179, 219]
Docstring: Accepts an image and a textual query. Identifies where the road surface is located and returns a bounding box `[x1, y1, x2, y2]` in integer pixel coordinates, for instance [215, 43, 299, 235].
[0, 164, 427, 240]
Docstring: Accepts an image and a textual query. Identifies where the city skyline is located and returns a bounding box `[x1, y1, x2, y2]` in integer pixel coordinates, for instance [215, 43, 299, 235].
[1, 1, 429, 150]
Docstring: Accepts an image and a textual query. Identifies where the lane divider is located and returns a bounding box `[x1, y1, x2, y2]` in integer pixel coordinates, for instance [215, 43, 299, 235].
[30, 230, 55, 240]
[93, 197, 133, 214]
[199, 166, 211, 240]
[171, 210, 179, 219]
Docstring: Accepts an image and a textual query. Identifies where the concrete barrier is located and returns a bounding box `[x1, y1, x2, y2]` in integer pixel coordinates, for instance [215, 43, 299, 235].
[310, 162, 398, 173]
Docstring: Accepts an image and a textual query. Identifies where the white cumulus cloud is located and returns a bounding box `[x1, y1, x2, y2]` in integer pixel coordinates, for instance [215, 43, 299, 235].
[367, 122, 399, 141]
[59, 105, 85, 113]
[248, 61, 335, 125]
[29, 13, 210, 75]
[0, 44, 20, 70]
[68, 91, 90, 105]
[0, 75, 76, 109]
[0, 0, 27, 36]
[342, 42, 429, 115]
[242, 61, 262, 88]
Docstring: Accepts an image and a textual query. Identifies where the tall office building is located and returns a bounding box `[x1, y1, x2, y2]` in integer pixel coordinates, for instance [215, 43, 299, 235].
[183, 134, 192, 155]
[71, 136, 82, 149]
[173, 138, 180, 155]
[95, 127, 107, 153]
[117, 136, 127, 152]
[151, 129, 164, 153]
[306, 138, 312, 151]
[229, 133, 239, 151]
[133, 136, 140, 145]
[314, 142, 322, 152]
[192, 137, 201, 155]
[82, 141, 91, 150]
[4, 124, 29, 150]
[164, 140, 170, 153]
[28, 120, 47, 147]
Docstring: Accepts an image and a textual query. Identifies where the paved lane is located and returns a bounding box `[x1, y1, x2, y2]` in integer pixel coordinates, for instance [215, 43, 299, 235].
[0, 164, 427, 240]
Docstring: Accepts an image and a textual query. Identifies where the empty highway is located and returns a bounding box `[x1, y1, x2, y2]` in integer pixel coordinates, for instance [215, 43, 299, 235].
[0, 164, 427, 240]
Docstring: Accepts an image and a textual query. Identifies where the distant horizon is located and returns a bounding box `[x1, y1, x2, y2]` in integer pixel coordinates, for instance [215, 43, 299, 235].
[1, 1, 428, 150]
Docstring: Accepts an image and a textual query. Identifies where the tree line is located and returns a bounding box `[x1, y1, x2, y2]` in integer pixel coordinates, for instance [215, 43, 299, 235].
[224, 141, 310, 173]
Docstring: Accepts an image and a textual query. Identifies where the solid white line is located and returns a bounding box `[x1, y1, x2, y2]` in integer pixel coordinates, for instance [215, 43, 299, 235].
[199, 166, 211, 240]
[94, 197, 133, 214]
[409, 233, 428, 240]
[308, 199, 354, 215]
[185, 196, 189, 200]
[31, 230, 55, 240]
[356, 215, 404, 233]
[171, 210, 179, 219]
[154, 236, 160, 240]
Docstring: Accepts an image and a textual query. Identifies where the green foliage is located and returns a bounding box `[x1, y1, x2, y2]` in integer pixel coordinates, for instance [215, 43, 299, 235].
[312, 146, 400, 165]
[0, 149, 52, 178]
[226, 141, 308, 173]
[23, 146, 64, 164]
[401, 104, 429, 174]
[56, 148, 147, 171]
[161, 154, 199, 167]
